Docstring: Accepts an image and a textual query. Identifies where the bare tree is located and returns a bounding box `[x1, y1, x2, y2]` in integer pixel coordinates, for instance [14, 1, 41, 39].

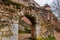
[50, 0, 60, 20]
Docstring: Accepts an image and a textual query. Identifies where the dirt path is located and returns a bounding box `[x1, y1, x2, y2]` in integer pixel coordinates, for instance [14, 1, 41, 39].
[18, 31, 60, 40]
[54, 31, 60, 40]
[18, 33, 31, 40]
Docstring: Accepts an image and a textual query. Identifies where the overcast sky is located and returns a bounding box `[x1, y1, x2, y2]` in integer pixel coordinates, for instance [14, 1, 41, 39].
[34, 0, 60, 20]
[34, 0, 53, 6]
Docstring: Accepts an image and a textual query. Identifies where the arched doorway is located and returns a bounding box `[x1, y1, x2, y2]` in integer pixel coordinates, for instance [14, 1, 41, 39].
[19, 14, 37, 40]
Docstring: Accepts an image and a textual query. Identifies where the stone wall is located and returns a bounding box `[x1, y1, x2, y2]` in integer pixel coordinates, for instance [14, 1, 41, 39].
[0, 0, 56, 40]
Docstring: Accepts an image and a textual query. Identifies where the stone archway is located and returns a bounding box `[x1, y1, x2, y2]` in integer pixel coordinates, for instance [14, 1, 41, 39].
[19, 13, 39, 40]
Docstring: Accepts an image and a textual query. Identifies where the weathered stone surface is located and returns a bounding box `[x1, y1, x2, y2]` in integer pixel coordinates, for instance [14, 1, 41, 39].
[0, 0, 56, 40]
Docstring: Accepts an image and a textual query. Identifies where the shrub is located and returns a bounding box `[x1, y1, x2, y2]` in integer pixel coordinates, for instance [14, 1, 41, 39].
[44, 35, 56, 40]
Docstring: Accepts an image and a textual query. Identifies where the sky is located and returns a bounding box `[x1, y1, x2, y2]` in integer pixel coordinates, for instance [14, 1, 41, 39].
[34, 0, 60, 20]
[34, 0, 53, 6]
